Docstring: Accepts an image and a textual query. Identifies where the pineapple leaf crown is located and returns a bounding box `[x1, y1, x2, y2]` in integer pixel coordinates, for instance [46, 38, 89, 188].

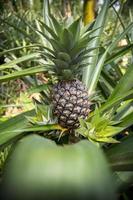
[77, 108, 123, 144]
[39, 14, 98, 80]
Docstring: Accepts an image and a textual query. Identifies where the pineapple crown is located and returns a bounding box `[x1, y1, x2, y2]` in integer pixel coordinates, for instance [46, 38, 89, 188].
[40, 14, 97, 80]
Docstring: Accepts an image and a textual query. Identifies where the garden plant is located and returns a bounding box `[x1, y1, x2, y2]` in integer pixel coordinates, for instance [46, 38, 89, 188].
[0, 0, 133, 200]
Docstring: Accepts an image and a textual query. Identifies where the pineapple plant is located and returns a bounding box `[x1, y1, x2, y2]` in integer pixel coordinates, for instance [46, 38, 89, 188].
[0, 1, 133, 199]
[43, 17, 96, 129]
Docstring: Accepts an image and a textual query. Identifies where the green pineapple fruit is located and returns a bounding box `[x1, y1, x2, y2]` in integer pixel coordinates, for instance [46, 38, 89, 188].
[42, 16, 96, 129]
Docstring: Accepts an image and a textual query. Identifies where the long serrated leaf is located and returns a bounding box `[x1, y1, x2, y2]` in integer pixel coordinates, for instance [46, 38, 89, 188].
[113, 100, 133, 121]
[108, 63, 133, 100]
[0, 44, 39, 56]
[49, 14, 63, 36]
[105, 44, 133, 65]
[87, 22, 133, 93]
[82, 0, 110, 89]
[1, 124, 65, 134]
[96, 137, 119, 144]
[0, 66, 50, 83]
[68, 17, 81, 42]
[43, 0, 51, 26]
[99, 89, 133, 113]
[109, 22, 133, 53]
[0, 53, 40, 71]
[39, 20, 59, 40]
[0, 110, 35, 149]
[83, 6, 133, 94]
[35, 19, 48, 47]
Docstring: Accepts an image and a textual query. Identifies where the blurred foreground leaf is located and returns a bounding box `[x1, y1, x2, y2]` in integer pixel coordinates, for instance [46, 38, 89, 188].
[4, 134, 116, 200]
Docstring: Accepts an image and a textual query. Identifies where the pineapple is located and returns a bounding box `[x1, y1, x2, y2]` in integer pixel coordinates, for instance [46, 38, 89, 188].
[42, 15, 96, 129]
[52, 79, 90, 128]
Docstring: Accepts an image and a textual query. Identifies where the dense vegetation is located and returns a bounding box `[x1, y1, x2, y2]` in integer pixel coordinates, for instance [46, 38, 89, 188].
[0, 0, 133, 200]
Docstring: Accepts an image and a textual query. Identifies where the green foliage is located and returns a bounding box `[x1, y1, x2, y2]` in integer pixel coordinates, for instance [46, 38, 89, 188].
[82, 0, 110, 91]
[77, 109, 123, 144]
[106, 134, 133, 171]
[0, 1, 133, 199]
[0, 110, 35, 149]
[4, 134, 116, 200]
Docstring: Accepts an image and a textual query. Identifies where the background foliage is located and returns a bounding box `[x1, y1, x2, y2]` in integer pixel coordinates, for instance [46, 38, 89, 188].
[0, 1, 133, 200]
